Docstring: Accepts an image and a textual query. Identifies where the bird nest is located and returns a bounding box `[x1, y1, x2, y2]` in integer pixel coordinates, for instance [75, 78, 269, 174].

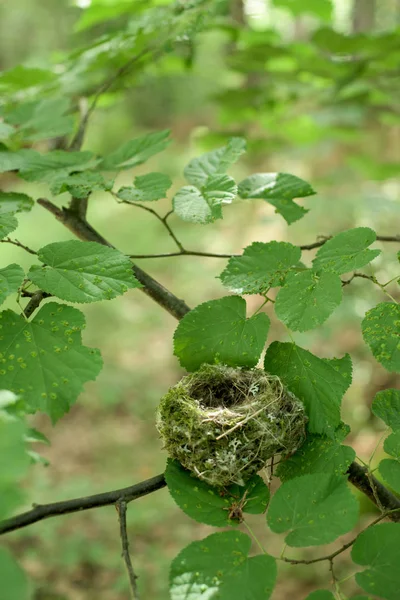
[156, 364, 307, 487]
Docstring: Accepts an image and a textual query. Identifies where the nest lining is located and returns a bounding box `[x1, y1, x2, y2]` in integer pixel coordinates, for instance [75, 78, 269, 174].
[156, 364, 307, 487]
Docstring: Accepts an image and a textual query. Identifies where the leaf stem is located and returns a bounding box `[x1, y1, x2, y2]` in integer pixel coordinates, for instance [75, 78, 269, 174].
[243, 521, 267, 555]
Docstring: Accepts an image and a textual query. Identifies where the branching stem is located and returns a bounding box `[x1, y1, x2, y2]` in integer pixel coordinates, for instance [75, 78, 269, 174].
[116, 499, 140, 599]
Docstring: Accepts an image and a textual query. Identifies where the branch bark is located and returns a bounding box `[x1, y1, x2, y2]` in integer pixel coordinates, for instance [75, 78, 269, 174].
[116, 499, 140, 599]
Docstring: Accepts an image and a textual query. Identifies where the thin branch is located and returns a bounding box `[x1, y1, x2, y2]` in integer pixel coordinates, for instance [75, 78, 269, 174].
[300, 233, 400, 251]
[116, 499, 140, 600]
[128, 250, 236, 259]
[69, 47, 153, 151]
[23, 291, 50, 318]
[0, 474, 166, 536]
[0, 238, 37, 256]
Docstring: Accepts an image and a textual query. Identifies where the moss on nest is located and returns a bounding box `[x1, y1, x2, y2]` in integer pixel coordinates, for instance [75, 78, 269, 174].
[156, 364, 307, 487]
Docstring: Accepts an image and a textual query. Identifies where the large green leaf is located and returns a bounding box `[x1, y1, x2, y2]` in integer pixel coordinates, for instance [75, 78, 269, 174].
[0, 548, 30, 600]
[174, 296, 270, 371]
[165, 459, 269, 527]
[352, 523, 400, 600]
[267, 473, 359, 547]
[276, 433, 355, 482]
[372, 389, 400, 430]
[99, 130, 171, 171]
[184, 137, 246, 187]
[173, 175, 237, 224]
[237, 173, 315, 224]
[170, 531, 276, 600]
[275, 270, 342, 331]
[264, 342, 352, 437]
[0, 264, 25, 306]
[313, 228, 380, 275]
[0, 303, 103, 422]
[28, 240, 140, 303]
[362, 303, 400, 372]
[0, 191, 34, 240]
[219, 241, 301, 294]
[117, 172, 172, 202]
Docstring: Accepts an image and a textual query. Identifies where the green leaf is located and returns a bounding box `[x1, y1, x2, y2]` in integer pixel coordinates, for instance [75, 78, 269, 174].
[0, 548, 30, 600]
[384, 430, 400, 459]
[184, 137, 246, 187]
[362, 303, 400, 372]
[313, 228, 380, 275]
[273, 0, 333, 22]
[352, 523, 400, 600]
[0, 303, 103, 422]
[174, 296, 270, 371]
[0, 414, 29, 519]
[267, 473, 359, 547]
[51, 171, 113, 198]
[372, 389, 400, 430]
[379, 459, 400, 493]
[304, 592, 336, 600]
[3, 97, 74, 141]
[117, 172, 172, 202]
[170, 531, 277, 600]
[28, 240, 140, 304]
[0, 191, 34, 240]
[165, 459, 269, 527]
[18, 150, 99, 190]
[0, 264, 25, 306]
[0, 64, 55, 91]
[264, 342, 352, 437]
[275, 270, 342, 331]
[99, 130, 171, 171]
[219, 241, 301, 294]
[26, 427, 50, 445]
[276, 433, 355, 482]
[0, 149, 35, 173]
[237, 173, 315, 224]
[173, 175, 237, 224]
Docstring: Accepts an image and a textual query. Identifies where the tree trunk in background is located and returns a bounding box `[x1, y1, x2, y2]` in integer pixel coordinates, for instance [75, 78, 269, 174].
[352, 0, 376, 32]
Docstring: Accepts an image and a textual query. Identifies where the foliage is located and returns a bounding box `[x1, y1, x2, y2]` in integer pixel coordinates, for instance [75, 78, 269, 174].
[0, 0, 399, 598]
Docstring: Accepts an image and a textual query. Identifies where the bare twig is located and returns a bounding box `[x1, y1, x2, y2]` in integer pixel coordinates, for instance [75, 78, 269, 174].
[0, 238, 37, 256]
[116, 499, 140, 599]
[0, 474, 166, 536]
[128, 250, 236, 259]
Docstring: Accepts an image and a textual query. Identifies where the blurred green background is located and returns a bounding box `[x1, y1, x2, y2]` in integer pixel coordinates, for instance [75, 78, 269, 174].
[1, 0, 399, 598]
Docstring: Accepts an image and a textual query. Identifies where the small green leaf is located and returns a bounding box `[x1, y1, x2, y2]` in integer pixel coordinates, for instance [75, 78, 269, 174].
[384, 430, 400, 459]
[362, 303, 400, 372]
[276, 433, 355, 482]
[304, 592, 336, 600]
[0, 191, 34, 240]
[264, 342, 352, 437]
[379, 459, 400, 493]
[3, 97, 74, 141]
[184, 137, 246, 187]
[219, 241, 301, 294]
[372, 389, 400, 430]
[0, 303, 103, 422]
[174, 295, 270, 371]
[19, 150, 98, 183]
[173, 175, 237, 224]
[0, 264, 25, 306]
[313, 228, 380, 275]
[170, 531, 276, 600]
[117, 172, 172, 202]
[275, 270, 342, 331]
[352, 523, 400, 600]
[26, 428, 50, 445]
[28, 240, 140, 304]
[165, 459, 269, 527]
[99, 130, 170, 171]
[237, 172, 315, 224]
[0, 548, 30, 600]
[267, 473, 359, 547]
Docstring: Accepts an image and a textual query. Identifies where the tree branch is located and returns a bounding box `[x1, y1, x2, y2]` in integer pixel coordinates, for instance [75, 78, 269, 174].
[347, 462, 400, 520]
[0, 474, 166, 536]
[23, 291, 51, 318]
[116, 499, 140, 599]
[0, 237, 37, 255]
